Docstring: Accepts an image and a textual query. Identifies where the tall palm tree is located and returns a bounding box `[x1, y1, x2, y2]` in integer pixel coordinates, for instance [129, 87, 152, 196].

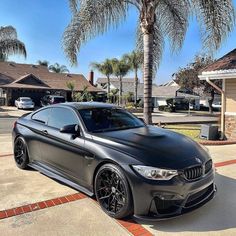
[63, 0, 235, 124]
[91, 59, 113, 99]
[111, 58, 130, 105]
[122, 51, 143, 107]
[49, 63, 69, 73]
[0, 26, 26, 61]
[37, 60, 49, 67]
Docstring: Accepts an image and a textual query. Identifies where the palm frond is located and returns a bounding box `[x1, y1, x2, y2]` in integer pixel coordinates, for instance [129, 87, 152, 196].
[0, 39, 26, 58]
[69, 0, 79, 15]
[156, 0, 190, 52]
[0, 26, 17, 40]
[63, 0, 128, 65]
[191, 0, 235, 51]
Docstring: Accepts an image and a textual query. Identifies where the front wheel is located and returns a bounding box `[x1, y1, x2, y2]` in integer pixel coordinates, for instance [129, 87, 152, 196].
[95, 163, 133, 219]
[14, 136, 29, 169]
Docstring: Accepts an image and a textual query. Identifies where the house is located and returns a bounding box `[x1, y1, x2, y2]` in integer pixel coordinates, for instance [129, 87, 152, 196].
[199, 48, 236, 140]
[0, 62, 103, 106]
[96, 78, 200, 108]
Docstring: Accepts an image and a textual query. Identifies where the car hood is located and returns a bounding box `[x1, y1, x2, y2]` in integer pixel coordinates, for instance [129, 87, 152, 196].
[91, 126, 211, 169]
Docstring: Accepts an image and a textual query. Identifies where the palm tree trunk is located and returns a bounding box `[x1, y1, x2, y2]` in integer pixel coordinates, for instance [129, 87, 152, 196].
[143, 32, 154, 124]
[134, 69, 138, 107]
[107, 75, 111, 102]
[119, 76, 122, 105]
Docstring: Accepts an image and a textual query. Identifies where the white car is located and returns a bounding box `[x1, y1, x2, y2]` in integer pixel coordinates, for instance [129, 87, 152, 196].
[15, 97, 35, 109]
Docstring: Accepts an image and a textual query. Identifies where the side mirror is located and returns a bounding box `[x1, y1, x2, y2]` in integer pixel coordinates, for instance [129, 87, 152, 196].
[60, 124, 80, 136]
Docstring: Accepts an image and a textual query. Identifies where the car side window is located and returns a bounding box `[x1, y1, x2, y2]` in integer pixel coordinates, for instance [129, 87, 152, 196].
[32, 108, 50, 124]
[48, 107, 79, 129]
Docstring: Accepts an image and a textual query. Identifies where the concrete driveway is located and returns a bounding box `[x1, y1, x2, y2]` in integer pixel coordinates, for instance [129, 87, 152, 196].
[0, 131, 236, 235]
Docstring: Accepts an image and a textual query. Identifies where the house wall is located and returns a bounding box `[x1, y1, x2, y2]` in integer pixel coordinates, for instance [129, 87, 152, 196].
[225, 79, 236, 140]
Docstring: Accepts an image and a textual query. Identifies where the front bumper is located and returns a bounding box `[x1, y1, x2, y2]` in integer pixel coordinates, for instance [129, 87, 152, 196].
[124, 165, 216, 220]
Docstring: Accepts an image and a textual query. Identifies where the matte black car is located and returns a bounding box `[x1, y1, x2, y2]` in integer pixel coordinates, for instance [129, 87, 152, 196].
[40, 95, 66, 106]
[12, 102, 216, 219]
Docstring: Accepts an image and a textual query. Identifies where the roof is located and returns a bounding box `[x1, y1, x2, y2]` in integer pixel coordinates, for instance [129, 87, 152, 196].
[96, 77, 199, 98]
[96, 77, 135, 84]
[62, 102, 117, 110]
[0, 62, 101, 92]
[152, 85, 180, 97]
[201, 48, 236, 72]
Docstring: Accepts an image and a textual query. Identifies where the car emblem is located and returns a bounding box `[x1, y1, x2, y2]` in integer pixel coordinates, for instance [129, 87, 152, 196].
[195, 158, 202, 164]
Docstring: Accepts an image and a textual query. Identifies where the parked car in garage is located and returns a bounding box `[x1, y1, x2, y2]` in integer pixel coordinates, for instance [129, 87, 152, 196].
[15, 97, 35, 110]
[40, 95, 66, 107]
[12, 102, 216, 219]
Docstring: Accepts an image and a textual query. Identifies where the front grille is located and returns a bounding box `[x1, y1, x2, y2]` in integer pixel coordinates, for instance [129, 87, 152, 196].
[184, 165, 203, 180]
[205, 160, 213, 174]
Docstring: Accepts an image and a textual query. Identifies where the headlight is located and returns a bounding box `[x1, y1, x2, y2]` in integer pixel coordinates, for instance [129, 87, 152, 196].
[132, 165, 178, 180]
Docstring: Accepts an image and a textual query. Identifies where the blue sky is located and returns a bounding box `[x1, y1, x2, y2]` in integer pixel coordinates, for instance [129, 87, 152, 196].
[1, 0, 236, 85]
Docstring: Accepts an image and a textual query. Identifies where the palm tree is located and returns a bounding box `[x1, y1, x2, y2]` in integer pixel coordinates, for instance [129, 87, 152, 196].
[37, 60, 49, 67]
[111, 58, 130, 105]
[66, 80, 75, 101]
[91, 59, 113, 99]
[122, 51, 143, 107]
[63, 0, 235, 124]
[0, 26, 26, 61]
[49, 63, 69, 73]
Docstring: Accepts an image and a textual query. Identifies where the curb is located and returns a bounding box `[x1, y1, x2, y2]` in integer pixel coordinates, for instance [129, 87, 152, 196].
[0, 192, 153, 236]
[199, 140, 236, 145]
[0, 193, 86, 220]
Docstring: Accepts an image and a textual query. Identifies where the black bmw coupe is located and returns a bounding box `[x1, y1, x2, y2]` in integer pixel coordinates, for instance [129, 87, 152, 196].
[13, 102, 216, 219]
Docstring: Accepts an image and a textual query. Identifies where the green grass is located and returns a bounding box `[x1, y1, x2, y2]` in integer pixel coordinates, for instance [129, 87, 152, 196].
[164, 125, 201, 141]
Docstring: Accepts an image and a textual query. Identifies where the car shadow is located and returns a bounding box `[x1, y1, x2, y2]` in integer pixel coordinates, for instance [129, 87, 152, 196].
[137, 172, 236, 233]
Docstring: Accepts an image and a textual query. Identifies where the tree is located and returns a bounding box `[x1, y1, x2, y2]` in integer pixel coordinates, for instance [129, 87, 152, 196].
[63, 0, 235, 124]
[175, 55, 221, 113]
[122, 51, 143, 107]
[37, 60, 49, 67]
[111, 58, 130, 105]
[91, 59, 113, 100]
[0, 26, 26, 61]
[74, 86, 93, 102]
[49, 63, 69, 73]
[66, 80, 75, 101]
[110, 88, 119, 104]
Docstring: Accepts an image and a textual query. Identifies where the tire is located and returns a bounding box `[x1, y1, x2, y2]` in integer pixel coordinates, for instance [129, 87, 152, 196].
[95, 163, 133, 219]
[14, 136, 29, 169]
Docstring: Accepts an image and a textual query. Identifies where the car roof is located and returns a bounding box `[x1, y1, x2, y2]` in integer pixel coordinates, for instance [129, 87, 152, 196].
[58, 102, 118, 110]
[19, 97, 31, 99]
[49, 95, 65, 98]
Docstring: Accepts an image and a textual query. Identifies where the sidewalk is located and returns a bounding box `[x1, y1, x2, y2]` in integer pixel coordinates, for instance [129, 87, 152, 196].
[0, 106, 33, 118]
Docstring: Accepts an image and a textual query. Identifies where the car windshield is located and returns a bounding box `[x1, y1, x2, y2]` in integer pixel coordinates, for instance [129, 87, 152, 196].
[79, 108, 145, 133]
[21, 98, 32, 102]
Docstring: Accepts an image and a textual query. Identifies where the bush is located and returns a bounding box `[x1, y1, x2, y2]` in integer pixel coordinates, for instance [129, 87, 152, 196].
[158, 105, 166, 111]
[158, 105, 175, 112]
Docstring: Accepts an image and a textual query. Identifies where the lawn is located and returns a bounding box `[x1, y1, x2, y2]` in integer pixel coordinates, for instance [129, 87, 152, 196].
[164, 125, 201, 141]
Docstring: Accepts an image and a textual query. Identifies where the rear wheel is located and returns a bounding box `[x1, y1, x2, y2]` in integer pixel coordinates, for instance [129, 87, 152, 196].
[14, 137, 29, 169]
[95, 163, 133, 219]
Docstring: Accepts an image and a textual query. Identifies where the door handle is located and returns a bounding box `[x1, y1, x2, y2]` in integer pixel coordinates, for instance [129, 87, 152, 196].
[41, 130, 48, 135]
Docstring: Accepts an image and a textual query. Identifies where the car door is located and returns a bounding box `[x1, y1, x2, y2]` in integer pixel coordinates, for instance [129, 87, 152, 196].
[29, 108, 51, 161]
[40, 107, 88, 184]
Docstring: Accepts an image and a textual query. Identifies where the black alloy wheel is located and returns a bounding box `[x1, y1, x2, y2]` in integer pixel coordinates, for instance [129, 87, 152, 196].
[95, 164, 133, 219]
[14, 137, 29, 169]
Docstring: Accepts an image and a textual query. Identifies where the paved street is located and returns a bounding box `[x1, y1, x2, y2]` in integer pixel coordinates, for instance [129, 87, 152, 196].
[0, 118, 16, 134]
